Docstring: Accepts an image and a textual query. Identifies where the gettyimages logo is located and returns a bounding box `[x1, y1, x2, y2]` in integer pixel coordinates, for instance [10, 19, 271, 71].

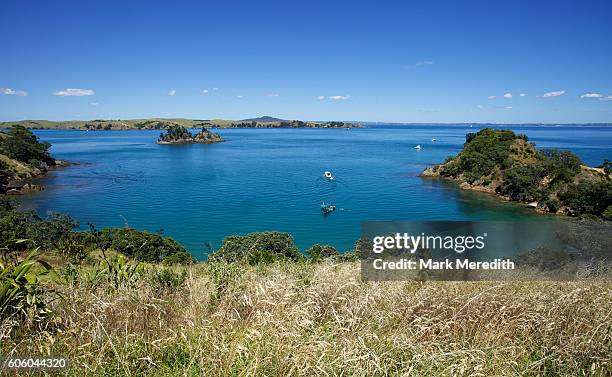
[372, 232, 488, 254]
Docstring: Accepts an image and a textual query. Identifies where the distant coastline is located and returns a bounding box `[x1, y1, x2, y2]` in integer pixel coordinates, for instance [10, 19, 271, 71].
[0, 116, 364, 131]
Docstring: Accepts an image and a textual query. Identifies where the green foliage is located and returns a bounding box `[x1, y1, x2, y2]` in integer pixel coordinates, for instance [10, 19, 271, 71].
[0, 160, 10, 190]
[0, 125, 53, 166]
[539, 149, 582, 184]
[209, 231, 303, 264]
[306, 244, 339, 262]
[149, 268, 187, 293]
[498, 164, 547, 201]
[158, 125, 192, 142]
[163, 251, 195, 265]
[206, 262, 243, 301]
[97, 228, 194, 264]
[56, 234, 88, 264]
[101, 254, 143, 289]
[0, 209, 77, 250]
[559, 180, 612, 217]
[339, 237, 372, 262]
[603, 205, 612, 220]
[0, 249, 53, 322]
[441, 128, 522, 183]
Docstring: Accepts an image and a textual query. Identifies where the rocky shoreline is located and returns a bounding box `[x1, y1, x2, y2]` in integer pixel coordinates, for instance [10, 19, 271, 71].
[5, 159, 70, 195]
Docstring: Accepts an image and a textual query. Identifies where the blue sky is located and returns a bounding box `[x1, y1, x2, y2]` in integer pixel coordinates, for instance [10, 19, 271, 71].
[1, 0, 611, 123]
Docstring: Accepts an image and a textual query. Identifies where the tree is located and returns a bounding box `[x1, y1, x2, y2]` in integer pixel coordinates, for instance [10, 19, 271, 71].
[306, 244, 339, 261]
[0, 125, 53, 165]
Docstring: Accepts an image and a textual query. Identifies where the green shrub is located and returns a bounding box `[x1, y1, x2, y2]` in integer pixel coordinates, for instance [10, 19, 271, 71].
[149, 268, 187, 293]
[498, 164, 547, 201]
[0, 125, 54, 165]
[98, 228, 193, 264]
[0, 249, 53, 323]
[559, 181, 612, 217]
[540, 149, 582, 184]
[208, 231, 303, 264]
[602, 205, 612, 220]
[339, 237, 372, 262]
[56, 234, 88, 264]
[163, 251, 195, 265]
[0, 160, 11, 191]
[0, 209, 77, 251]
[306, 244, 339, 262]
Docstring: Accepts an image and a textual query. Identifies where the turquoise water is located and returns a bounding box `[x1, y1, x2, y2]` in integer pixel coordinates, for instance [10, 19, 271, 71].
[20, 125, 612, 259]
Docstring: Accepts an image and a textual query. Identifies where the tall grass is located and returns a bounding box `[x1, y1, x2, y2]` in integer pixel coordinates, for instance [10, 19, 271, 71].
[2, 261, 610, 376]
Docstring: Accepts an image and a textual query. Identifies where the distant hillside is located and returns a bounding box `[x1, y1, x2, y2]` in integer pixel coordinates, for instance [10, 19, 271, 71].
[0, 117, 363, 130]
[241, 116, 287, 123]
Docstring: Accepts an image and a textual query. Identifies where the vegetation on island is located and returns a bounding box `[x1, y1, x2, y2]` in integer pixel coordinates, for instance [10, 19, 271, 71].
[0, 116, 363, 131]
[0, 125, 66, 195]
[423, 128, 612, 219]
[156, 125, 223, 144]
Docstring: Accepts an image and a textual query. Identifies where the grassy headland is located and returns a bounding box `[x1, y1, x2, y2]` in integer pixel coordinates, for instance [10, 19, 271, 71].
[422, 128, 612, 219]
[0, 117, 363, 131]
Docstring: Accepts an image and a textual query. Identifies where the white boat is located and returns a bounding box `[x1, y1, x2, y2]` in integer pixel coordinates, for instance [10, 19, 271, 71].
[323, 171, 335, 180]
[431, 138, 436, 142]
[414, 145, 422, 150]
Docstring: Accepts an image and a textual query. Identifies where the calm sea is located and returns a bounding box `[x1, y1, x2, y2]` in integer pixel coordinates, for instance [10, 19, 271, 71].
[19, 124, 612, 259]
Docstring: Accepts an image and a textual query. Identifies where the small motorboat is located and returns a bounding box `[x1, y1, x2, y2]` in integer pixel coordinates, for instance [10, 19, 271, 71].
[323, 171, 335, 180]
[414, 145, 422, 150]
[321, 202, 336, 214]
[431, 138, 437, 142]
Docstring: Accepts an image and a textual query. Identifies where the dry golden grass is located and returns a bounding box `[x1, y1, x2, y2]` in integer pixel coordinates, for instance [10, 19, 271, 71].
[3, 261, 611, 376]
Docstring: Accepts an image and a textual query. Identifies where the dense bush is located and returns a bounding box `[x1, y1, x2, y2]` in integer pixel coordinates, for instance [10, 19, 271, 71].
[208, 231, 303, 264]
[498, 164, 547, 201]
[306, 244, 339, 261]
[0, 160, 10, 189]
[441, 128, 523, 183]
[0, 125, 54, 166]
[539, 149, 582, 185]
[0, 205, 77, 251]
[558, 180, 612, 217]
[97, 228, 194, 264]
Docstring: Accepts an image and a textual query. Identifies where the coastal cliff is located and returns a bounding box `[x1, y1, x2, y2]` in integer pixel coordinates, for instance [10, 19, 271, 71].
[156, 125, 223, 144]
[421, 128, 612, 219]
[0, 125, 68, 195]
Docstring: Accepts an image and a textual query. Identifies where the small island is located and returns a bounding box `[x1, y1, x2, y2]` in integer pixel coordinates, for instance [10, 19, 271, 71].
[156, 125, 223, 144]
[422, 128, 612, 219]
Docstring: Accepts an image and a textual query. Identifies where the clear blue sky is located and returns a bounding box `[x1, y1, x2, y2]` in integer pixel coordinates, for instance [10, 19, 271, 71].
[1, 0, 611, 123]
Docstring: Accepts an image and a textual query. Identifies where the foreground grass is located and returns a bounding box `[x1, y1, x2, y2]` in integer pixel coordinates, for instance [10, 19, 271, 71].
[2, 261, 611, 376]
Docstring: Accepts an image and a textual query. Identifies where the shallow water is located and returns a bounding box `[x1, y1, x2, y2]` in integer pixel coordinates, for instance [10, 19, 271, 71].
[19, 124, 612, 259]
